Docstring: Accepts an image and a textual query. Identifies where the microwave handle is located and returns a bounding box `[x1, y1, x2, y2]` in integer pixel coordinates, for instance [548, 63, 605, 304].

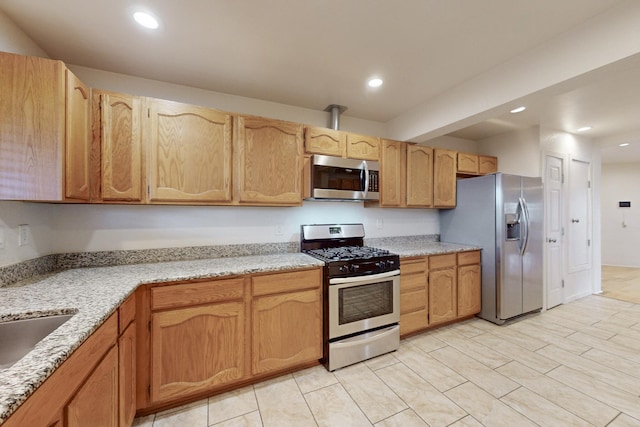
[362, 161, 370, 197]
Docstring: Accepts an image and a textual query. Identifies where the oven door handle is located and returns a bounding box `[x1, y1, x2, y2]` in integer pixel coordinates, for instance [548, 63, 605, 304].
[329, 269, 400, 285]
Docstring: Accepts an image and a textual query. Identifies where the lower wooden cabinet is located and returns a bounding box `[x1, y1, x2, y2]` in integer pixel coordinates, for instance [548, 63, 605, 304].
[252, 288, 322, 375]
[457, 251, 482, 317]
[150, 300, 246, 402]
[399, 250, 481, 337]
[119, 321, 137, 427]
[66, 345, 119, 427]
[428, 267, 457, 325]
[399, 257, 429, 335]
[140, 267, 322, 410]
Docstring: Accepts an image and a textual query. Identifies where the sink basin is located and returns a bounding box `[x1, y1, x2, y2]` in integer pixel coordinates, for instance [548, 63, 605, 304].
[0, 314, 74, 369]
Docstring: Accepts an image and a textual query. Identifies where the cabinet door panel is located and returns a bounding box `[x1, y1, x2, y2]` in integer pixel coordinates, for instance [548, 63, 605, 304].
[458, 264, 481, 317]
[66, 345, 119, 427]
[252, 289, 322, 375]
[457, 153, 479, 174]
[119, 322, 136, 427]
[380, 139, 404, 207]
[65, 69, 91, 200]
[151, 302, 245, 402]
[406, 145, 433, 207]
[346, 133, 380, 160]
[434, 149, 456, 208]
[236, 116, 303, 205]
[304, 126, 345, 156]
[99, 91, 142, 201]
[429, 268, 457, 325]
[479, 155, 498, 174]
[148, 99, 233, 203]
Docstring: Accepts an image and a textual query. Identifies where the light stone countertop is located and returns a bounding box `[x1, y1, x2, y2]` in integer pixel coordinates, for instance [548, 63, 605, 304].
[0, 252, 323, 424]
[0, 238, 479, 423]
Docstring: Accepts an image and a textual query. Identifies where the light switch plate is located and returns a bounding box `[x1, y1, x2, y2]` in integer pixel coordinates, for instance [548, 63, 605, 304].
[18, 224, 29, 246]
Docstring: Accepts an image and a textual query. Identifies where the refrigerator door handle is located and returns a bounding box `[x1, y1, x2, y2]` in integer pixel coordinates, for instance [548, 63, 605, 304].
[519, 197, 530, 255]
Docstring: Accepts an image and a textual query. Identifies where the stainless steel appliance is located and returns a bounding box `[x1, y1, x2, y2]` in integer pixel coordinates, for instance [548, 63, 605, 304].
[440, 173, 543, 324]
[301, 224, 400, 371]
[307, 155, 380, 201]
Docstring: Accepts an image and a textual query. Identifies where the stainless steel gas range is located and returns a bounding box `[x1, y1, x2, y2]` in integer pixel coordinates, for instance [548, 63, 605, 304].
[301, 223, 400, 371]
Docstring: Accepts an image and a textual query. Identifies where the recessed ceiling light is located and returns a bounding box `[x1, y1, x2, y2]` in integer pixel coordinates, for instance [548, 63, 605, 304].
[576, 126, 592, 132]
[368, 78, 383, 88]
[133, 11, 159, 29]
[510, 106, 526, 114]
[619, 143, 630, 147]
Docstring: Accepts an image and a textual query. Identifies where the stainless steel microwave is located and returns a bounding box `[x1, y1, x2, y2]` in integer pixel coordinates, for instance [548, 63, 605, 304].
[307, 154, 380, 201]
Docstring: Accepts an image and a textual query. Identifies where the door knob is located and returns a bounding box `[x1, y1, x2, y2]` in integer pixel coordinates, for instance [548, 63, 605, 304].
[547, 238, 557, 243]
[571, 218, 580, 223]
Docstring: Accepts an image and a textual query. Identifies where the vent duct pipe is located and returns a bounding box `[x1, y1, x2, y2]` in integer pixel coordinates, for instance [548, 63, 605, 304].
[324, 104, 348, 130]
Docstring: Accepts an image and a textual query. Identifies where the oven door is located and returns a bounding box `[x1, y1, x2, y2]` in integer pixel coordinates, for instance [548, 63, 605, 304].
[328, 270, 400, 340]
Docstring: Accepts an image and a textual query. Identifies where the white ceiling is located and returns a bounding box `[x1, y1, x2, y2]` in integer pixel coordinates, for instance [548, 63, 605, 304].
[1, 0, 638, 162]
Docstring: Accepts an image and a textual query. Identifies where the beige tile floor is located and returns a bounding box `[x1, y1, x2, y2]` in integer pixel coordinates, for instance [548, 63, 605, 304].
[133, 295, 640, 427]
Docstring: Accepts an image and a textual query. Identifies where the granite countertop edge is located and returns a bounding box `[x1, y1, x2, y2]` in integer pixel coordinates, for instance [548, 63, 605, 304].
[0, 241, 478, 422]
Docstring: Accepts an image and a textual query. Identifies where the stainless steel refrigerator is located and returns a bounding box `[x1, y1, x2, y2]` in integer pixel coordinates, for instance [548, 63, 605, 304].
[440, 173, 543, 324]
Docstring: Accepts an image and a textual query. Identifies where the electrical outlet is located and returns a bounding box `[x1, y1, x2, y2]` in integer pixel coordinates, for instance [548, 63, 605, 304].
[275, 224, 284, 236]
[376, 218, 384, 229]
[18, 224, 29, 246]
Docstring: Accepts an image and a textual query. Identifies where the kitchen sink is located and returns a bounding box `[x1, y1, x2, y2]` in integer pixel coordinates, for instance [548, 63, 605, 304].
[0, 313, 74, 369]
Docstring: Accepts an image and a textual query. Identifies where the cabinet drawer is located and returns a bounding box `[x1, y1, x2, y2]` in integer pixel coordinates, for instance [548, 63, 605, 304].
[400, 258, 427, 275]
[429, 253, 456, 270]
[458, 251, 481, 266]
[252, 269, 321, 296]
[400, 288, 427, 314]
[401, 272, 426, 293]
[151, 277, 245, 310]
[119, 292, 136, 333]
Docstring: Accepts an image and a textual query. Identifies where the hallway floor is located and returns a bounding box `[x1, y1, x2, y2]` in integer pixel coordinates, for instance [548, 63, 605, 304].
[133, 294, 640, 426]
[601, 265, 640, 304]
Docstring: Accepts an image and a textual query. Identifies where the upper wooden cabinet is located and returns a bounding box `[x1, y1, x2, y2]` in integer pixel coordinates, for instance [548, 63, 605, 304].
[406, 144, 434, 208]
[304, 126, 346, 157]
[91, 90, 143, 202]
[457, 152, 479, 175]
[380, 140, 433, 208]
[147, 98, 233, 204]
[235, 116, 303, 205]
[0, 52, 90, 201]
[479, 155, 498, 174]
[434, 149, 457, 208]
[346, 132, 380, 160]
[380, 139, 405, 207]
[457, 152, 498, 176]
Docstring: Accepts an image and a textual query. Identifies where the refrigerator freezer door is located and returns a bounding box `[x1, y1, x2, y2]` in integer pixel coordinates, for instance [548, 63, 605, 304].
[522, 176, 544, 313]
[497, 174, 525, 320]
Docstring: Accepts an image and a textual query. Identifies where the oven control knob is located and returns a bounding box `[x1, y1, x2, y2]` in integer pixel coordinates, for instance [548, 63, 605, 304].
[377, 261, 386, 270]
[349, 264, 359, 273]
[386, 260, 395, 268]
[339, 265, 349, 273]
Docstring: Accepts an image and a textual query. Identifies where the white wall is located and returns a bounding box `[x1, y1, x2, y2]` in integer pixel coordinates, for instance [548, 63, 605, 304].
[50, 203, 439, 252]
[478, 127, 541, 177]
[423, 136, 478, 153]
[601, 162, 640, 267]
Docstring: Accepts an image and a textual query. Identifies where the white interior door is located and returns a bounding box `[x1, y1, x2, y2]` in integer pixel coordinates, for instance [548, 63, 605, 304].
[568, 159, 592, 274]
[545, 154, 564, 309]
